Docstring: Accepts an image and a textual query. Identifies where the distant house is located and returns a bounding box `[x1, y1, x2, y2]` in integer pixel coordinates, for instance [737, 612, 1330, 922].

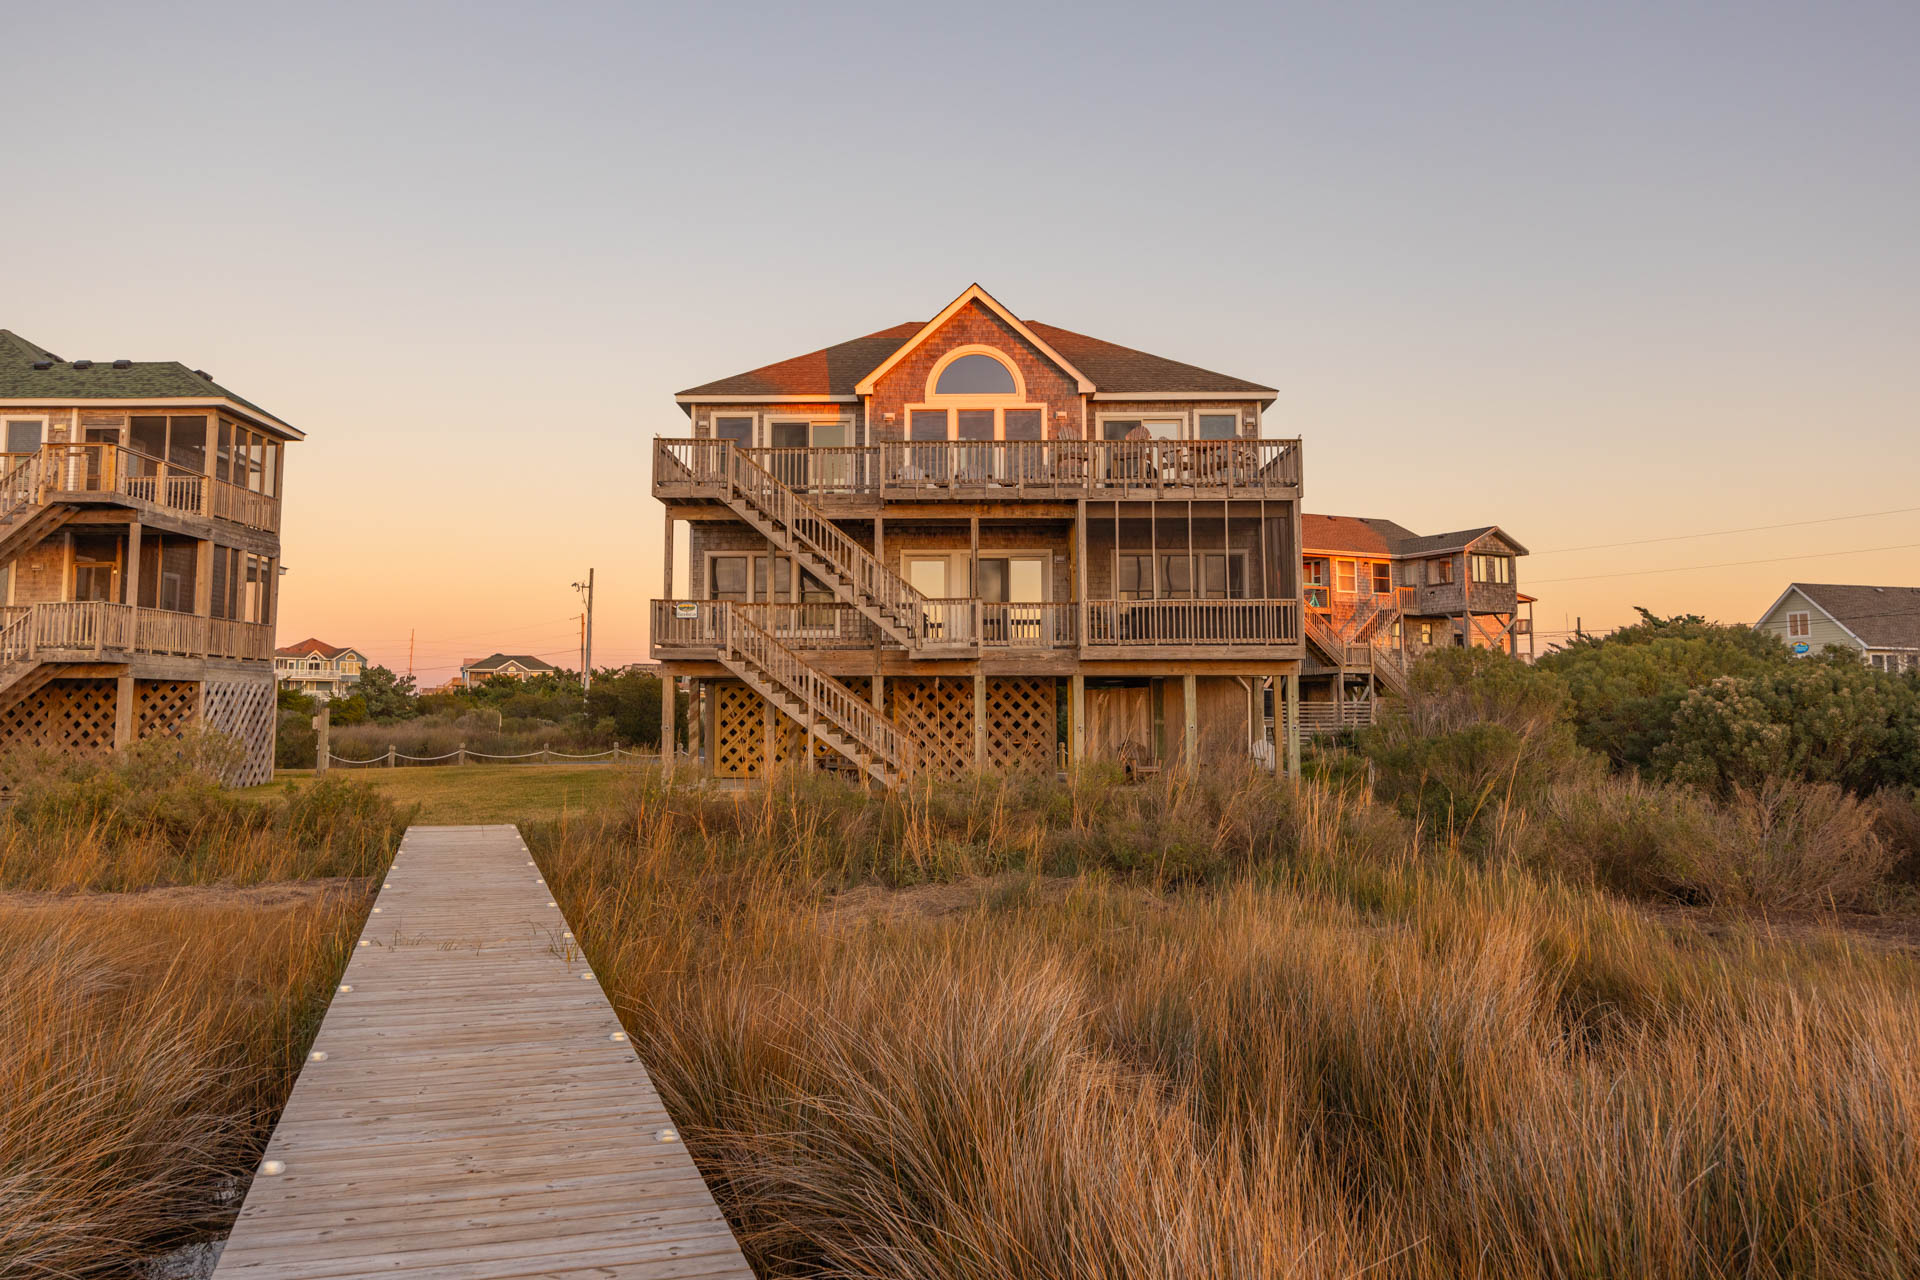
[274, 638, 366, 701]
[1296, 514, 1532, 732]
[460, 653, 558, 687]
[1756, 583, 1920, 674]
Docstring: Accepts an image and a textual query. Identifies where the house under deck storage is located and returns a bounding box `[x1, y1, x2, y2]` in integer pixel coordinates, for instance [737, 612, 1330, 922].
[649, 285, 1307, 783]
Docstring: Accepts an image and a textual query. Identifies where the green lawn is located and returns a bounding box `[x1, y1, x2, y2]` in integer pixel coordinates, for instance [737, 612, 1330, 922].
[246, 764, 635, 825]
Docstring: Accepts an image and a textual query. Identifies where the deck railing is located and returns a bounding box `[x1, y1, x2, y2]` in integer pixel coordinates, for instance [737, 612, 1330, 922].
[655, 597, 1295, 654]
[0, 443, 281, 532]
[655, 437, 1302, 500]
[0, 601, 273, 665]
[1084, 599, 1300, 648]
[1297, 701, 1375, 735]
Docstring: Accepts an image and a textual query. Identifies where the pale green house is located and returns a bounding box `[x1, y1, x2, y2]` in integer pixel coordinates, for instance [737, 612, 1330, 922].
[1755, 583, 1920, 674]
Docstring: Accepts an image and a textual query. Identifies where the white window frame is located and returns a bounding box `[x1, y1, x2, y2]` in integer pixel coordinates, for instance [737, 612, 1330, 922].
[704, 410, 760, 447]
[1094, 410, 1189, 442]
[3, 415, 49, 456]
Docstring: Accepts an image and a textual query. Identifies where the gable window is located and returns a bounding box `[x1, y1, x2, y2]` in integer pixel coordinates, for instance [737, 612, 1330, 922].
[1787, 611, 1810, 638]
[1470, 554, 1513, 585]
[934, 352, 1016, 395]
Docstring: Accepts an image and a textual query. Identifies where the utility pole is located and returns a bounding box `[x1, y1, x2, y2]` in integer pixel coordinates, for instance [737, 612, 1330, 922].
[407, 629, 415, 680]
[572, 569, 595, 695]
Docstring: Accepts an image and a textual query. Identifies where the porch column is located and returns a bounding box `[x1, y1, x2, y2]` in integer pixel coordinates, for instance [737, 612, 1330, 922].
[973, 672, 986, 771]
[701, 681, 717, 776]
[1284, 673, 1301, 779]
[123, 521, 143, 606]
[659, 673, 675, 773]
[687, 678, 702, 770]
[1069, 673, 1085, 768]
[113, 673, 135, 750]
[1074, 499, 1087, 648]
[663, 511, 674, 599]
[1182, 673, 1197, 770]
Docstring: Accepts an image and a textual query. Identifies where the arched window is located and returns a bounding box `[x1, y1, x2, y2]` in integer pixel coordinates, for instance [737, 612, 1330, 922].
[934, 352, 1016, 395]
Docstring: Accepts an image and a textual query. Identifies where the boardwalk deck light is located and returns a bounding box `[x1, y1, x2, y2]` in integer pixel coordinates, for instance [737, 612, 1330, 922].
[260, 1160, 285, 1176]
[308, 1051, 327, 1063]
[610, 1031, 627, 1042]
[338, 984, 352, 993]
[657, 1129, 679, 1143]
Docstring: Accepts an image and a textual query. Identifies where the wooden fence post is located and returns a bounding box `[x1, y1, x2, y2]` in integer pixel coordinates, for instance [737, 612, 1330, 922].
[386, 744, 396, 769]
[314, 703, 330, 774]
[457, 742, 467, 766]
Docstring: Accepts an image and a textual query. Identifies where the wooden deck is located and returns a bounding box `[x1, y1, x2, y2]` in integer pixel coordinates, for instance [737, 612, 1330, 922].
[212, 824, 753, 1280]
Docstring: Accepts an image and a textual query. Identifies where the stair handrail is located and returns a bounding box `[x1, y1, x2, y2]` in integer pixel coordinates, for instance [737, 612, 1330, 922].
[723, 444, 935, 643]
[0, 451, 45, 523]
[724, 605, 920, 777]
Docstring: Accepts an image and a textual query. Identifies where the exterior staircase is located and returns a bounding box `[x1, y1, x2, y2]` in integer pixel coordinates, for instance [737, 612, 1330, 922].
[717, 445, 953, 651]
[715, 605, 924, 786]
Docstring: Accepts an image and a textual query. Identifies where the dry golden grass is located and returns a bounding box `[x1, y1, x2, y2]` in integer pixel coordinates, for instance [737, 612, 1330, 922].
[0, 889, 366, 1278]
[529, 767, 1920, 1280]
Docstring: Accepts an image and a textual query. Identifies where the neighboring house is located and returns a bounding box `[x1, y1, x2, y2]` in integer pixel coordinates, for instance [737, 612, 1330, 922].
[1756, 583, 1920, 674]
[274, 638, 366, 701]
[0, 330, 293, 783]
[461, 653, 558, 687]
[650, 283, 1308, 785]
[1296, 515, 1532, 732]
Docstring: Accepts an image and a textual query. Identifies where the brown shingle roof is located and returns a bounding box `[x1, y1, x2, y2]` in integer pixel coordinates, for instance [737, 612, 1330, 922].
[1302, 515, 1527, 558]
[1792, 583, 1920, 650]
[674, 309, 1275, 402]
[275, 637, 358, 659]
[1025, 322, 1275, 395]
[677, 324, 921, 399]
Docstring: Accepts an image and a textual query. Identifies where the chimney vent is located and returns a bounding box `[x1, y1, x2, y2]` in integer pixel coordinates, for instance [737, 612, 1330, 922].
[112, 358, 131, 369]
[71, 359, 92, 370]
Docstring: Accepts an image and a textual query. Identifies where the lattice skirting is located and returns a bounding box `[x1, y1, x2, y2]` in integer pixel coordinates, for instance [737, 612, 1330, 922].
[0, 678, 119, 757]
[204, 675, 277, 786]
[0, 674, 275, 785]
[708, 676, 1056, 780]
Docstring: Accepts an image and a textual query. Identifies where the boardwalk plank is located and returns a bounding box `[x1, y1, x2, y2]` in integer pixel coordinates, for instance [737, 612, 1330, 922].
[212, 825, 753, 1280]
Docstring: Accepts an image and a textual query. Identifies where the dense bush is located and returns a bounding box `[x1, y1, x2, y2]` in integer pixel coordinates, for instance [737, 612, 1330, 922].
[1656, 656, 1920, 795]
[1360, 647, 1590, 847]
[1538, 610, 1789, 771]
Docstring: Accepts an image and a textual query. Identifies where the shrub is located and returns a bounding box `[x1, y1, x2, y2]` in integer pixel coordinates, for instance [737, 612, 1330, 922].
[1538, 609, 1789, 772]
[1363, 647, 1590, 847]
[1533, 773, 1896, 911]
[1655, 656, 1920, 795]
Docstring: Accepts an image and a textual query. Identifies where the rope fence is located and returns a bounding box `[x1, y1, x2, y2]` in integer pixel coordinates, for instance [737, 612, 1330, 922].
[324, 745, 658, 769]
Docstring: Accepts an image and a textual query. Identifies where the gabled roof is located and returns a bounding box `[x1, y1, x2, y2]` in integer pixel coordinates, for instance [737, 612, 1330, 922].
[1301, 514, 1529, 558]
[275, 637, 361, 660]
[464, 653, 558, 673]
[0, 328, 300, 438]
[674, 285, 1275, 407]
[853, 285, 1094, 396]
[1763, 583, 1920, 651]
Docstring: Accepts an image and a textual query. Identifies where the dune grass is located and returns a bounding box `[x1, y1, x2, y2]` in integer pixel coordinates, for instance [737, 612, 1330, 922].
[0, 742, 402, 1277]
[528, 766, 1920, 1280]
[249, 763, 630, 825]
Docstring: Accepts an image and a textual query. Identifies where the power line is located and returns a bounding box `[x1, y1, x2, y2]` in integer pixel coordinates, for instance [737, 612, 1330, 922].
[1528, 541, 1920, 586]
[1530, 506, 1920, 556]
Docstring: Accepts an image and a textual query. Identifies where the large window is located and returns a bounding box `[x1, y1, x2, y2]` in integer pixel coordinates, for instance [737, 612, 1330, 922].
[1428, 557, 1455, 586]
[1470, 554, 1513, 585]
[4, 418, 44, 455]
[1118, 550, 1246, 600]
[1196, 413, 1239, 440]
[1101, 418, 1182, 441]
[712, 416, 754, 446]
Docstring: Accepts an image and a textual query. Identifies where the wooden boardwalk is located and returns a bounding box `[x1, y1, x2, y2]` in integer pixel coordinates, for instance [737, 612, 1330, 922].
[213, 824, 754, 1279]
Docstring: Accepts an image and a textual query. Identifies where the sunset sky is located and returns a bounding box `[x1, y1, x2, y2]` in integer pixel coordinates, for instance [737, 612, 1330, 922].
[9, 1, 1916, 682]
